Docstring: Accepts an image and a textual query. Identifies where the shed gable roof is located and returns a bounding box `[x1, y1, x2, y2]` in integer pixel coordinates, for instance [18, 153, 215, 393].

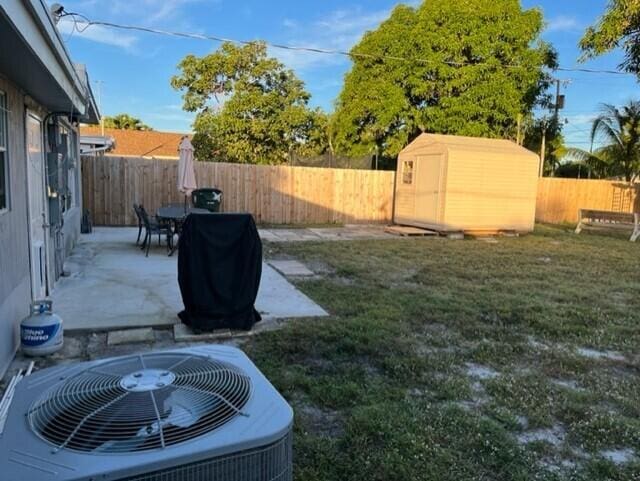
[401, 133, 538, 158]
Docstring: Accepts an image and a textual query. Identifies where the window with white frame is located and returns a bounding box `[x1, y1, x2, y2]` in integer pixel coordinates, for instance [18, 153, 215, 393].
[0, 92, 8, 211]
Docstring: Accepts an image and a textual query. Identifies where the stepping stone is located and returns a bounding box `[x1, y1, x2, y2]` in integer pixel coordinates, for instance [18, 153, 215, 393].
[268, 260, 314, 277]
[271, 230, 322, 242]
[107, 327, 154, 346]
[258, 230, 280, 242]
[173, 323, 233, 342]
[308, 228, 345, 240]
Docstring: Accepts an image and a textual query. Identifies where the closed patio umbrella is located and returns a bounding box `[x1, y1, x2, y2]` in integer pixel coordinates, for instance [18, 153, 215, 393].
[177, 136, 198, 211]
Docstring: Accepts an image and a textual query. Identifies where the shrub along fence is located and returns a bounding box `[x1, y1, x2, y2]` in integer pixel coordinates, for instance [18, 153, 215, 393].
[81, 155, 396, 226]
[536, 178, 640, 224]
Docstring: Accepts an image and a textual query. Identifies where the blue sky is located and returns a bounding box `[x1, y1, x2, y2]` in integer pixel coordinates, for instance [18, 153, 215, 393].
[54, 0, 638, 148]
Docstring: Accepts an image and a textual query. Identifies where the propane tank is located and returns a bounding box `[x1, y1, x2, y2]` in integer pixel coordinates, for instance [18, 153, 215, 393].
[20, 300, 64, 356]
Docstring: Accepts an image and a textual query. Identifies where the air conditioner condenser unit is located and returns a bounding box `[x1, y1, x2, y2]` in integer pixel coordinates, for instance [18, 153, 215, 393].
[0, 345, 293, 481]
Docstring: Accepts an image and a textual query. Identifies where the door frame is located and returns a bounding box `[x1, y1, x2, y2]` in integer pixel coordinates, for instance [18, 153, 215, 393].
[415, 154, 444, 225]
[24, 110, 50, 299]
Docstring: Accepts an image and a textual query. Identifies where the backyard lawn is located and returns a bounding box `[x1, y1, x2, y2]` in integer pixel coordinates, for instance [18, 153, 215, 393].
[246, 225, 640, 481]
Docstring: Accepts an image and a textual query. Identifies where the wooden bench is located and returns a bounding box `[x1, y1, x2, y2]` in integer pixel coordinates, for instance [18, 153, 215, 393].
[575, 209, 640, 242]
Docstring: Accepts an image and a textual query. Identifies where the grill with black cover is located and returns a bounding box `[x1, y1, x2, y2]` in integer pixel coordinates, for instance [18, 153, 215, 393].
[178, 213, 262, 331]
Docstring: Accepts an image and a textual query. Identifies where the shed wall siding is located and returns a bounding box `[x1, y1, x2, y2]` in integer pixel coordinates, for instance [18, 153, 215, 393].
[444, 150, 538, 231]
[0, 74, 32, 376]
[394, 134, 539, 232]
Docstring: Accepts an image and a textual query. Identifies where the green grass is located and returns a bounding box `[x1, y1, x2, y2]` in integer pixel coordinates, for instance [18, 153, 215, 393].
[245, 225, 640, 480]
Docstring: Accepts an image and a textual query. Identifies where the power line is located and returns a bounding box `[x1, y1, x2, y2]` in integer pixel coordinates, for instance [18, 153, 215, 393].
[555, 66, 632, 76]
[63, 13, 637, 77]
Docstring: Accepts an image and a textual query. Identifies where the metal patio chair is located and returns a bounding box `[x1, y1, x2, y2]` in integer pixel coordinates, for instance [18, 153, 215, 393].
[133, 204, 144, 245]
[138, 206, 172, 257]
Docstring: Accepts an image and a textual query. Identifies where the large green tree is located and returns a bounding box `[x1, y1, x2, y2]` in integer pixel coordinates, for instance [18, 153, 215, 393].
[580, 0, 640, 76]
[103, 114, 152, 131]
[333, 0, 556, 157]
[172, 42, 325, 164]
[566, 101, 640, 181]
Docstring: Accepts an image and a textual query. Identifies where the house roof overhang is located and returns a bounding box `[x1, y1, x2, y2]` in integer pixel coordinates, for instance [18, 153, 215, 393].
[79, 134, 115, 154]
[0, 0, 99, 124]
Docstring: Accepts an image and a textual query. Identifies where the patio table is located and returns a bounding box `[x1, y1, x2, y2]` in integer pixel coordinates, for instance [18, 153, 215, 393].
[157, 205, 211, 256]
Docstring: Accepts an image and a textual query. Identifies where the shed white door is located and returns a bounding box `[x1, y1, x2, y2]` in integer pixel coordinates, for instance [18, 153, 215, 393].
[26, 112, 48, 299]
[415, 154, 443, 224]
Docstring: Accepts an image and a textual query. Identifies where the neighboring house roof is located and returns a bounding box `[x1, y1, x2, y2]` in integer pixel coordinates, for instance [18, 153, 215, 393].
[0, 0, 99, 123]
[80, 127, 188, 158]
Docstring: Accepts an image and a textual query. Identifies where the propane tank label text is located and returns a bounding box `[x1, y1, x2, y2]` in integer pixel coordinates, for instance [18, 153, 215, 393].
[21, 324, 60, 346]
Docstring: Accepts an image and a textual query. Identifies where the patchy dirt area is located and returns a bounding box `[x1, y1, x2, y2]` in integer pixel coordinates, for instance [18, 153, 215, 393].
[576, 347, 627, 362]
[256, 227, 640, 480]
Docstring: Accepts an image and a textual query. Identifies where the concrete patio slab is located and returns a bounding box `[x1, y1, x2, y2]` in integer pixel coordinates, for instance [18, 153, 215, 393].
[263, 229, 324, 242]
[257, 229, 281, 242]
[107, 327, 155, 346]
[173, 324, 233, 342]
[268, 260, 315, 277]
[54, 228, 328, 332]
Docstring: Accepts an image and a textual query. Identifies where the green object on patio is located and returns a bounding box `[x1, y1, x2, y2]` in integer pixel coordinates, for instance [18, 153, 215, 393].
[191, 188, 222, 212]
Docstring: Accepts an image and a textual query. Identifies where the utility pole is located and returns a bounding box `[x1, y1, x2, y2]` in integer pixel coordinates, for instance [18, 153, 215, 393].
[553, 79, 562, 123]
[588, 137, 594, 179]
[540, 78, 567, 178]
[539, 118, 546, 177]
[94, 80, 105, 136]
[516, 113, 523, 146]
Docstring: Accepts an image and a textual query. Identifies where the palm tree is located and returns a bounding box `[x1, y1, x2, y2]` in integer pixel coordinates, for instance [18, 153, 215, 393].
[103, 114, 152, 131]
[566, 101, 640, 181]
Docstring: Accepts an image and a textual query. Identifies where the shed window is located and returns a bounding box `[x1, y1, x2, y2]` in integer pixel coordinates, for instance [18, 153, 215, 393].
[0, 92, 8, 211]
[402, 160, 414, 185]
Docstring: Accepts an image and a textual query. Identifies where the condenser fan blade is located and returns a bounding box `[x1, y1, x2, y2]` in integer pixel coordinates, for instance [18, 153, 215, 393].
[28, 353, 251, 453]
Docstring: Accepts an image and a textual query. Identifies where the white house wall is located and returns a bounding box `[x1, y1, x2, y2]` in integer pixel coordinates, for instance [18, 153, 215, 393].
[0, 75, 84, 377]
[0, 75, 32, 376]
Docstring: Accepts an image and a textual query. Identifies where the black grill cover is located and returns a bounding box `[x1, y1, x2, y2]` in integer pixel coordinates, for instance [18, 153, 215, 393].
[178, 213, 262, 331]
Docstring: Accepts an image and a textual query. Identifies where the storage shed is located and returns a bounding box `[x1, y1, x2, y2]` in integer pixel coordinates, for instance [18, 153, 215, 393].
[394, 134, 540, 233]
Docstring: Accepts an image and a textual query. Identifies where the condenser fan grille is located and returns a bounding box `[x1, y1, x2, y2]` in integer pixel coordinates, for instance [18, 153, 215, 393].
[28, 353, 252, 454]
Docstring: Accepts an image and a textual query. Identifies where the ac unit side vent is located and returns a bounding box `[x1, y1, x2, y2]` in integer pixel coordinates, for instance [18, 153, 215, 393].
[28, 352, 252, 454]
[119, 431, 292, 481]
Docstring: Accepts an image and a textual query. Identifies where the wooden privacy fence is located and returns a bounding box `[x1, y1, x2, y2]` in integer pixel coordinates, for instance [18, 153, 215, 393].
[82, 156, 640, 228]
[82, 156, 396, 226]
[536, 178, 640, 224]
